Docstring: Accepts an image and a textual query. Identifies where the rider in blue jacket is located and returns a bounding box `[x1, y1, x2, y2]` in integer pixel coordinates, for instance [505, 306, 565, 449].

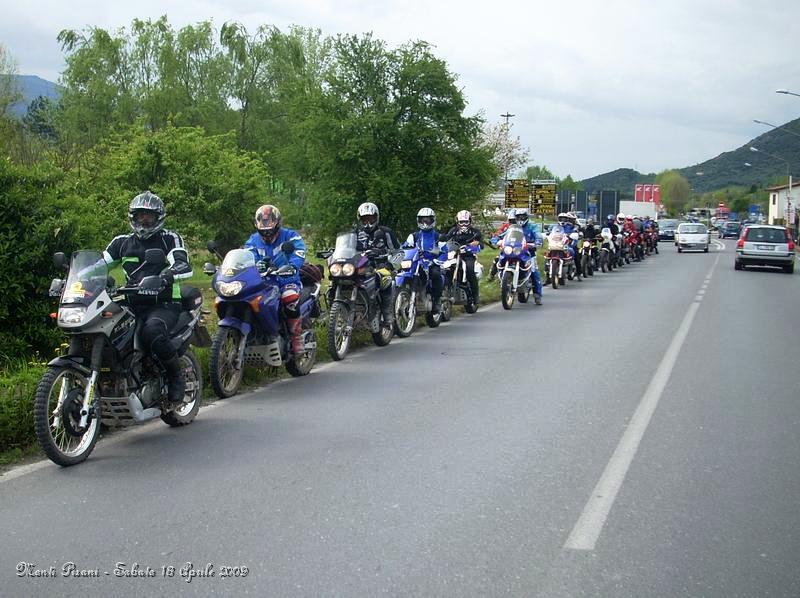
[403, 207, 444, 314]
[244, 204, 307, 353]
[491, 207, 544, 304]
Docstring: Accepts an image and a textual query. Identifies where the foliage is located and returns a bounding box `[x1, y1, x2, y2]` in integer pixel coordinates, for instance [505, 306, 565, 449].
[0, 362, 43, 453]
[655, 170, 691, 215]
[526, 164, 555, 181]
[0, 43, 21, 116]
[481, 121, 529, 184]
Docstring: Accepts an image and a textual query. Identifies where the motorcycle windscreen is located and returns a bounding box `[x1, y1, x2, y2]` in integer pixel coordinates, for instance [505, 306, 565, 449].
[63, 250, 108, 305]
[221, 249, 256, 275]
[504, 226, 526, 247]
[332, 231, 358, 261]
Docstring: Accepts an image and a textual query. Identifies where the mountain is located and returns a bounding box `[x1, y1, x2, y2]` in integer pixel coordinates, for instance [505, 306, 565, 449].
[6, 75, 61, 117]
[581, 117, 800, 194]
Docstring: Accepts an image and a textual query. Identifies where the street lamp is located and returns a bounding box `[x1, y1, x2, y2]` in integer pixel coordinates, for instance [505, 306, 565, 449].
[753, 119, 800, 139]
[776, 89, 800, 98]
[750, 146, 793, 229]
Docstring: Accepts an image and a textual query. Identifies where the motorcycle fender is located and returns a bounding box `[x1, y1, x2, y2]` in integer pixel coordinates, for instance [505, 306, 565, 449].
[395, 271, 412, 287]
[218, 318, 252, 338]
[46, 355, 92, 377]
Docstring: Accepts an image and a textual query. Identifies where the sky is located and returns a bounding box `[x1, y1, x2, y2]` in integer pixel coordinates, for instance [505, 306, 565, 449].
[2, 0, 799, 180]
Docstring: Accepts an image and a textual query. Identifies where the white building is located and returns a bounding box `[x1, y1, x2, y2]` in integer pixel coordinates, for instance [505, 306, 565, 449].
[767, 181, 800, 225]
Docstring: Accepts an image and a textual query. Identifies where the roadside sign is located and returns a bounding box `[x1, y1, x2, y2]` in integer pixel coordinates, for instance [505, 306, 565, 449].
[505, 179, 531, 209]
[532, 179, 557, 216]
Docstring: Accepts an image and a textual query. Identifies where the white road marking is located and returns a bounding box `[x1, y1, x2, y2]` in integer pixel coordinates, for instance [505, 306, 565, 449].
[564, 301, 701, 551]
[565, 254, 719, 551]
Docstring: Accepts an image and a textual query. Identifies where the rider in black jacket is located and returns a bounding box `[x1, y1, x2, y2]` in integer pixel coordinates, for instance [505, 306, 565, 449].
[440, 210, 484, 305]
[104, 191, 192, 404]
[355, 202, 400, 325]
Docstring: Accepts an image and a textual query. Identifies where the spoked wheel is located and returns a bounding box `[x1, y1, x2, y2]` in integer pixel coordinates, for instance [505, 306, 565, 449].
[327, 301, 352, 361]
[210, 326, 245, 398]
[550, 262, 559, 289]
[286, 323, 317, 376]
[162, 350, 202, 426]
[601, 253, 608, 273]
[518, 282, 531, 303]
[501, 271, 515, 310]
[440, 297, 453, 322]
[393, 288, 416, 338]
[34, 367, 101, 467]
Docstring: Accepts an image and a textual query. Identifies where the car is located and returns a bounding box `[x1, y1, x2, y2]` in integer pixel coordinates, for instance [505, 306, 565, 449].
[658, 218, 679, 241]
[675, 222, 710, 252]
[720, 221, 742, 239]
[735, 225, 795, 273]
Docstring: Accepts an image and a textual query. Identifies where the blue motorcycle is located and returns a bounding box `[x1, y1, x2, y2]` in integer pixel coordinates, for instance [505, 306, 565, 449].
[393, 244, 447, 337]
[493, 225, 534, 310]
[204, 242, 322, 398]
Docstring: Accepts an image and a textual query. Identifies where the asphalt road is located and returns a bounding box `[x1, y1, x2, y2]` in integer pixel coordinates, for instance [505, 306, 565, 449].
[3, 240, 799, 597]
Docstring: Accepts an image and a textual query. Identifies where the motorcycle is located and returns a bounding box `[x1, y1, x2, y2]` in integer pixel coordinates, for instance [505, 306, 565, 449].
[205, 241, 322, 398]
[545, 226, 578, 289]
[35, 248, 211, 466]
[441, 241, 482, 315]
[579, 235, 597, 278]
[599, 228, 615, 273]
[614, 232, 627, 267]
[496, 225, 534, 310]
[316, 231, 401, 361]
[393, 242, 448, 337]
[646, 228, 660, 254]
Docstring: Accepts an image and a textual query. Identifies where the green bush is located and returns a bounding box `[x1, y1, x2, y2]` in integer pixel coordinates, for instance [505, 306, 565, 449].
[0, 363, 44, 453]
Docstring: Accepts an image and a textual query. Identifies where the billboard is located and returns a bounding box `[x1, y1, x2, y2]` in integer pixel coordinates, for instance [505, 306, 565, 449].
[505, 179, 530, 209]
[532, 179, 557, 216]
[652, 185, 661, 204]
[635, 184, 644, 202]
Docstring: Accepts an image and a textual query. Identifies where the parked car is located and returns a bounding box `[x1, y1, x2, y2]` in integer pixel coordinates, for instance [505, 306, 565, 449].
[658, 218, 679, 241]
[676, 222, 710, 253]
[735, 225, 795, 273]
[720, 221, 742, 239]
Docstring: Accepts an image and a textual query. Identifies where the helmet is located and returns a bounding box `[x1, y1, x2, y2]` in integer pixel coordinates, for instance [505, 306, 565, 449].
[129, 191, 166, 240]
[566, 212, 577, 222]
[607, 214, 614, 221]
[587, 217, 594, 225]
[507, 208, 517, 224]
[456, 210, 472, 232]
[616, 212, 625, 223]
[516, 208, 530, 225]
[357, 202, 379, 231]
[255, 204, 282, 242]
[626, 214, 633, 221]
[417, 207, 436, 231]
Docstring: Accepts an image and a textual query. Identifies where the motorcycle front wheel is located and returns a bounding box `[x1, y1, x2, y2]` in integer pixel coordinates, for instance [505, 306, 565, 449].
[393, 287, 416, 338]
[34, 367, 101, 467]
[327, 301, 352, 361]
[161, 350, 202, 427]
[550, 262, 559, 289]
[210, 326, 244, 398]
[501, 271, 515, 310]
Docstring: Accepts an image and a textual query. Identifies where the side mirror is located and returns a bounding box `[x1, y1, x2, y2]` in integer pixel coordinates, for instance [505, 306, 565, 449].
[48, 278, 65, 297]
[207, 240, 218, 253]
[281, 241, 295, 254]
[144, 248, 166, 265]
[203, 262, 217, 275]
[53, 252, 68, 270]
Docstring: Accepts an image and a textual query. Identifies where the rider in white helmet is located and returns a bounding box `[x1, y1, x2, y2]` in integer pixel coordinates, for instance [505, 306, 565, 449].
[404, 208, 444, 313]
[440, 210, 484, 305]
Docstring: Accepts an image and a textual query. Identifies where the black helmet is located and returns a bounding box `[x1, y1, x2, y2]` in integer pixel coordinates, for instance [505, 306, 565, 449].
[129, 191, 166, 240]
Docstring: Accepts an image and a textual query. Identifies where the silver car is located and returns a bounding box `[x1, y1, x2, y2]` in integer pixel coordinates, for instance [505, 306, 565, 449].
[676, 222, 710, 253]
[735, 225, 795, 273]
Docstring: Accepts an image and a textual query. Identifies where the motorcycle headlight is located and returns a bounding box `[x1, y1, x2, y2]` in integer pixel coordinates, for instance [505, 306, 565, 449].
[329, 263, 343, 277]
[504, 246, 513, 255]
[58, 306, 87, 324]
[342, 263, 356, 276]
[513, 247, 522, 256]
[401, 260, 413, 269]
[216, 280, 244, 297]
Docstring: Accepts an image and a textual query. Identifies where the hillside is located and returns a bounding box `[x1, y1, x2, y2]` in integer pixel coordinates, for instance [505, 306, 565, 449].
[7, 75, 61, 117]
[581, 117, 800, 193]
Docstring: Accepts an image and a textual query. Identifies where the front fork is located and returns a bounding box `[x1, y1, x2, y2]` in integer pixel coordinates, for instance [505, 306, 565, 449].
[76, 336, 103, 429]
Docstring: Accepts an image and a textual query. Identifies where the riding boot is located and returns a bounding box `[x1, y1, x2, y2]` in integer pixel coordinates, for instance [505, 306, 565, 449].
[379, 290, 394, 326]
[163, 356, 186, 405]
[287, 318, 305, 354]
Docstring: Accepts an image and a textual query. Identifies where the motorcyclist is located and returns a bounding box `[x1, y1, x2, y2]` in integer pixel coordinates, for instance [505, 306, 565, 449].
[557, 211, 582, 280]
[403, 207, 444, 314]
[355, 201, 400, 325]
[440, 209, 483, 305]
[244, 204, 307, 354]
[583, 217, 598, 240]
[103, 191, 192, 404]
[489, 209, 517, 279]
[510, 208, 544, 303]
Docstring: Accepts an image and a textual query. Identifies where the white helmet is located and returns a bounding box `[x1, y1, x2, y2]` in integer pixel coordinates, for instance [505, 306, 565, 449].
[507, 208, 517, 223]
[417, 207, 436, 231]
[456, 210, 472, 232]
[516, 207, 530, 225]
[616, 212, 625, 223]
[357, 202, 379, 230]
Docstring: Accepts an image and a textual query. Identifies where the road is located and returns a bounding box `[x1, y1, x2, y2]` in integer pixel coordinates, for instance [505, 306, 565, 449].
[2, 240, 800, 597]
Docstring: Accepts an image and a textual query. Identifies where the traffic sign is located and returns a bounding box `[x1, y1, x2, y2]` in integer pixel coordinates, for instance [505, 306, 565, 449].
[505, 179, 531, 209]
[532, 179, 557, 216]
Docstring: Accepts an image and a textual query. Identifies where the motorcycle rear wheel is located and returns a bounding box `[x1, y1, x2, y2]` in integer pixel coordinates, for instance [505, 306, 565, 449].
[371, 311, 394, 347]
[34, 367, 101, 467]
[327, 301, 352, 361]
[161, 350, 202, 427]
[393, 288, 416, 338]
[210, 326, 244, 398]
[286, 325, 317, 376]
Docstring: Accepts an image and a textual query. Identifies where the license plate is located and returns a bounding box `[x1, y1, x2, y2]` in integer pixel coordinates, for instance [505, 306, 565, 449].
[756, 245, 775, 251]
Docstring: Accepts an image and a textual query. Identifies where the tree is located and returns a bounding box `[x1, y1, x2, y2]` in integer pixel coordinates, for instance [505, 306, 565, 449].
[481, 121, 529, 186]
[526, 164, 555, 181]
[656, 170, 691, 215]
[558, 174, 583, 193]
[0, 43, 21, 116]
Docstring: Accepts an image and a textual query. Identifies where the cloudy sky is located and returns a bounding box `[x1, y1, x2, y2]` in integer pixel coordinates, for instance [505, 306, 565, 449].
[2, 0, 799, 180]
